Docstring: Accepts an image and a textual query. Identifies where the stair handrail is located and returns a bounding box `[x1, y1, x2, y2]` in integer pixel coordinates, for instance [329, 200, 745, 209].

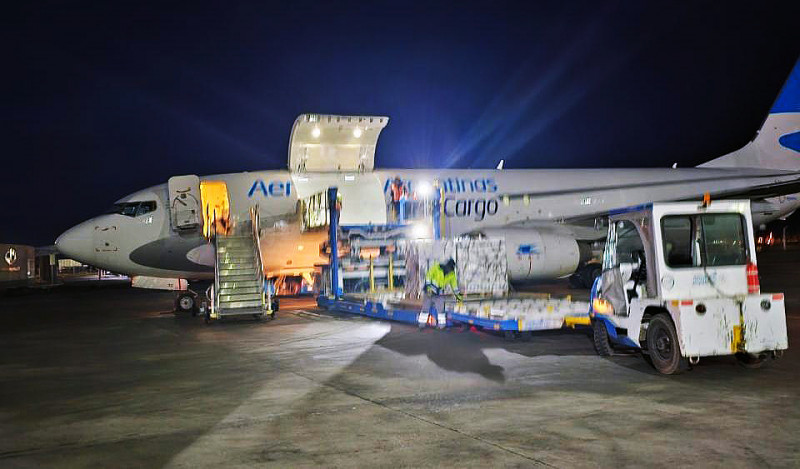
[250, 204, 266, 310]
[211, 209, 219, 315]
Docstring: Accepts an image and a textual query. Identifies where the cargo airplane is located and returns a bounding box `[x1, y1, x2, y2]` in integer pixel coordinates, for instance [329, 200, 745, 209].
[56, 59, 800, 310]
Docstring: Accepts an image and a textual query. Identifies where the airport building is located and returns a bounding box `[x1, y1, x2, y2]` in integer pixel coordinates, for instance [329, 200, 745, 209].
[0, 243, 35, 288]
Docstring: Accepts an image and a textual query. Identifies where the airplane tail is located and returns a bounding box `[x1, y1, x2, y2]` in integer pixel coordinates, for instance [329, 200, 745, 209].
[700, 58, 800, 170]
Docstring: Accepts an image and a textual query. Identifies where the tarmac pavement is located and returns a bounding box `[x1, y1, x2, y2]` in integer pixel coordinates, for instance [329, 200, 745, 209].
[1, 248, 799, 468]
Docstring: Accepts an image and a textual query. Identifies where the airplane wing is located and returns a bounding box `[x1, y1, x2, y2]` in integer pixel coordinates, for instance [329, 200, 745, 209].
[491, 170, 800, 241]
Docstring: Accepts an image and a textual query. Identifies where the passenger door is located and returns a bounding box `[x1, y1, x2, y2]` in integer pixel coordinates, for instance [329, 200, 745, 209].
[168, 175, 202, 232]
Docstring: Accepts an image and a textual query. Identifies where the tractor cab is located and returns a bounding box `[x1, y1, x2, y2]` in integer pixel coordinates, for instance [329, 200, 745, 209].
[591, 200, 788, 374]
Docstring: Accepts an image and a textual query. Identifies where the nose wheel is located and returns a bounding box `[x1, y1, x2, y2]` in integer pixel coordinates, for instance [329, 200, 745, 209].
[176, 292, 197, 315]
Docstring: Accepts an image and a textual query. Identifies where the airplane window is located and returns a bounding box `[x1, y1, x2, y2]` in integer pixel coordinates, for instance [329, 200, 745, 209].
[106, 201, 157, 217]
[120, 203, 139, 217]
[135, 201, 157, 217]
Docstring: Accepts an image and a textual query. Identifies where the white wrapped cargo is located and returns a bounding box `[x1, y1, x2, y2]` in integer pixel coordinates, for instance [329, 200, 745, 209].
[402, 238, 508, 297]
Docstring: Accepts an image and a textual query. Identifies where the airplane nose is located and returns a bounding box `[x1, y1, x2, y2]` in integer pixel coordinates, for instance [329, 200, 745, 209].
[56, 222, 94, 263]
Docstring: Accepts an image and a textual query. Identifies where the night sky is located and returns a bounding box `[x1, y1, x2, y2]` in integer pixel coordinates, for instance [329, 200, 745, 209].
[3, 1, 799, 246]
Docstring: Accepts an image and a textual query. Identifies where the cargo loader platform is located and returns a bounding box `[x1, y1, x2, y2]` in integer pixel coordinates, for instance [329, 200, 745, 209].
[317, 293, 591, 335]
[313, 184, 591, 336]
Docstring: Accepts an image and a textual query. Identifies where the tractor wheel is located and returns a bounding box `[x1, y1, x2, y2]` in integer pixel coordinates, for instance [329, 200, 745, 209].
[592, 319, 613, 356]
[735, 352, 768, 369]
[646, 314, 689, 374]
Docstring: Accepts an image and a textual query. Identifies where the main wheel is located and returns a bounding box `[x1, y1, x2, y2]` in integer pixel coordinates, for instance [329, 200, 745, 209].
[582, 264, 602, 289]
[735, 352, 768, 369]
[568, 273, 584, 289]
[646, 314, 688, 374]
[176, 292, 195, 313]
[592, 319, 613, 356]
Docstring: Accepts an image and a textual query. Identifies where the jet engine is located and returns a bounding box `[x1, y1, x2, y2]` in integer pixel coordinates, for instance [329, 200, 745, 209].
[479, 228, 581, 281]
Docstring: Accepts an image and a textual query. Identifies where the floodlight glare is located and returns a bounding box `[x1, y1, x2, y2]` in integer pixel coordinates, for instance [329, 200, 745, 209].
[311, 127, 321, 138]
[417, 180, 433, 197]
[411, 223, 430, 239]
[353, 127, 362, 138]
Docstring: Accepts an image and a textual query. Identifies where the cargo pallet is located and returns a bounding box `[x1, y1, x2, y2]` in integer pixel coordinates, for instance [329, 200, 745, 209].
[317, 294, 591, 334]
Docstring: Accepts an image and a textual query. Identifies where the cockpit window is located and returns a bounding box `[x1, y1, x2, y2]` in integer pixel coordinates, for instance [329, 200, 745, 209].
[107, 201, 157, 217]
[135, 201, 157, 216]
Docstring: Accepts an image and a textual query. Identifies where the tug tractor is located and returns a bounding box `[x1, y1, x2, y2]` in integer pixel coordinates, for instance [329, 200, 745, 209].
[589, 200, 788, 374]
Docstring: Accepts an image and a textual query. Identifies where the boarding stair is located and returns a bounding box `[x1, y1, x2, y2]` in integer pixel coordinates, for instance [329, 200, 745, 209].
[207, 207, 271, 323]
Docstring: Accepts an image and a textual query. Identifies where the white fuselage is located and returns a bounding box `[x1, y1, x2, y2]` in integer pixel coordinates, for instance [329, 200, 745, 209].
[55, 166, 800, 282]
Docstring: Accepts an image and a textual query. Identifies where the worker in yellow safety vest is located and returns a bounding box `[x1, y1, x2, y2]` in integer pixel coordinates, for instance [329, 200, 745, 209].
[419, 258, 462, 329]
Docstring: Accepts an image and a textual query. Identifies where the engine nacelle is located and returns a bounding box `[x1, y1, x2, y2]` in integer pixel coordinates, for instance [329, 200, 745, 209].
[480, 228, 580, 281]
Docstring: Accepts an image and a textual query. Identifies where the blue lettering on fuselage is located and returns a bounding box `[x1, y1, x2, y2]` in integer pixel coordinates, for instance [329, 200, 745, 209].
[383, 177, 498, 195]
[248, 180, 292, 197]
[443, 196, 499, 221]
[383, 177, 501, 221]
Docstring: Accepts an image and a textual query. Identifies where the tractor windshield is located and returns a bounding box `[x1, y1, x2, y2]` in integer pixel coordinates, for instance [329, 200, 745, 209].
[661, 213, 748, 268]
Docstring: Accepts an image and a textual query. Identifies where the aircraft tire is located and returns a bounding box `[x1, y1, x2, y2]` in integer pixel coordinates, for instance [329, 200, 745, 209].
[176, 292, 195, 313]
[568, 273, 584, 289]
[582, 264, 602, 289]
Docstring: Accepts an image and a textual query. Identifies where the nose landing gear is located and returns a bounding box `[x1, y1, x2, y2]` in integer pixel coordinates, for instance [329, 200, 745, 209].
[174, 281, 212, 316]
[176, 292, 197, 315]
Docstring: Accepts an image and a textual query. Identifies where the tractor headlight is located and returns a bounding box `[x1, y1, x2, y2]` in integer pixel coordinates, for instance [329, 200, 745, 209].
[592, 298, 614, 315]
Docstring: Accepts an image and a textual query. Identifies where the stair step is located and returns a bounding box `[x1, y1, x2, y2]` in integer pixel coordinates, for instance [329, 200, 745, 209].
[218, 242, 252, 249]
[218, 286, 261, 296]
[218, 274, 256, 282]
[219, 257, 255, 264]
[217, 238, 252, 244]
[219, 299, 262, 309]
[219, 267, 256, 276]
[218, 281, 260, 290]
[219, 266, 256, 274]
[219, 292, 262, 302]
[219, 257, 255, 262]
[216, 247, 253, 253]
[218, 257, 255, 264]
[216, 307, 265, 317]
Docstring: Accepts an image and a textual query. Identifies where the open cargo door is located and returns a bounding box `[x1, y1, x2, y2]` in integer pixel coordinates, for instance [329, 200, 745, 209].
[168, 175, 202, 231]
[296, 173, 388, 228]
[288, 114, 388, 173]
[338, 174, 388, 225]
